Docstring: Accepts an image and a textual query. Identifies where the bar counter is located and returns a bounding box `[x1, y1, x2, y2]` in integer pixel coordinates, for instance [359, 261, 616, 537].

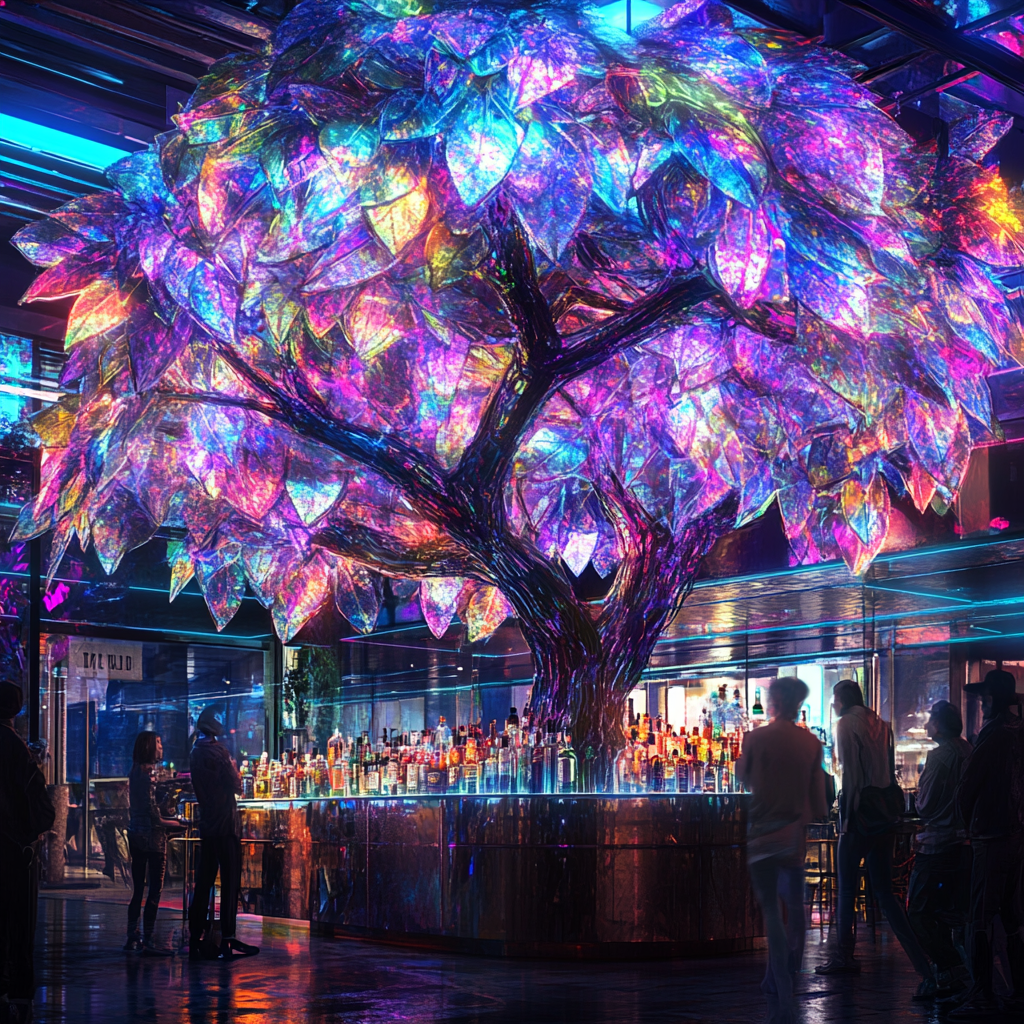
[235, 794, 764, 959]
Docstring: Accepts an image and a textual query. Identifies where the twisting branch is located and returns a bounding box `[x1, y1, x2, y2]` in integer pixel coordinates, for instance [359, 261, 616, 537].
[210, 342, 459, 524]
[450, 203, 560, 513]
[550, 274, 718, 382]
[487, 195, 560, 359]
[311, 523, 483, 579]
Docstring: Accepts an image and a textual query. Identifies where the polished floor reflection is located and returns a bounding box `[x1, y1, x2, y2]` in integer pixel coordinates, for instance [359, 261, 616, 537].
[31, 892, 996, 1023]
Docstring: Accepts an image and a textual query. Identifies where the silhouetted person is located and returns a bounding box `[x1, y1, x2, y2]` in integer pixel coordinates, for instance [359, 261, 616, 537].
[187, 706, 258, 960]
[737, 676, 828, 1024]
[816, 679, 933, 990]
[124, 730, 179, 955]
[950, 670, 1024, 1018]
[907, 700, 972, 1000]
[0, 682, 55, 1024]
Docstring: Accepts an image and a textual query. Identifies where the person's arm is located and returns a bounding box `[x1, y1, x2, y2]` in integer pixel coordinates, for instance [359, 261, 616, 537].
[24, 754, 55, 839]
[146, 768, 179, 829]
[217, 745, 243, 796]
[915, 747, 946, 822]
[735, 729, 757, 789]
[809, 741, 828, 821]
[957, 739, 989, 828]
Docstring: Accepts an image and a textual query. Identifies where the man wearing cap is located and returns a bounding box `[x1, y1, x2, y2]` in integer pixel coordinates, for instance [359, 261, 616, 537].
[907, 700, 973, 1000]
[0, 681, 56, 1024]
[950, 670, 1024, 1018]
[187, 705, 258, 960]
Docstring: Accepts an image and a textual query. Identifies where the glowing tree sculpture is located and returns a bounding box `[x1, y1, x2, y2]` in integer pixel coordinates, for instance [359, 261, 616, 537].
[12, 0, 1024, 776]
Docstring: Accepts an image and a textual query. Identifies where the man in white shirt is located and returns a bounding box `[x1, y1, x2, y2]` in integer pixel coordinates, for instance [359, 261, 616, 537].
[816, 679, 933, 993]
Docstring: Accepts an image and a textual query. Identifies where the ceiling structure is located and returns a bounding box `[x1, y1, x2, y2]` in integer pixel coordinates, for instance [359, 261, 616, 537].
[2, 0, 1024, 676]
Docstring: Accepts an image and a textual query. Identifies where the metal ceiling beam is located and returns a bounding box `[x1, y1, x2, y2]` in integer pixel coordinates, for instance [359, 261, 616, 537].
[722, 0, 815, 37]
[841, 0, 1024, 95]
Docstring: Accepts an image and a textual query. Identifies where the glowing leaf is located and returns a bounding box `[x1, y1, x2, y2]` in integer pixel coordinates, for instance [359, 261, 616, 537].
[420, 576, 466, 638]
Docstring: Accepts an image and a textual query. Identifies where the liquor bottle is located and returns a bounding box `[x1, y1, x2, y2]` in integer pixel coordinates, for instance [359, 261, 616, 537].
[447, 746, 461, 793]
[506, 706, 520, 746]
[240, 760, 255, 800]
[751, 687, 765, 724]
[406, 754, 420, 795]
[557, 733, 578, 793]
[615, 741, 632, 794]
[463, 759, 479, 795]
[543, 725, 559, 794]
[675, 750, 689, 794]
[531, 736, 545, 793]
[435, 716, 452, 751]
[517, 731, 532, 793]
[663, 751, 675, 791]
[799, 709, 809, 730]
[483, 746, 499, 794]
[498, 735, 512, 793]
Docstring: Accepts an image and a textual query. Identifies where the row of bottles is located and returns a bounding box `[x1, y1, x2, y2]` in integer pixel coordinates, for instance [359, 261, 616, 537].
[238, 683, 802, 799]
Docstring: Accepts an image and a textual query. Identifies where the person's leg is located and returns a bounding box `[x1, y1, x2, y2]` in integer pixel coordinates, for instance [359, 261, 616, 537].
[218, 836, 258, 957]
[864, 832, 932, 977]
[218, 836, 240, 939]
[126, 836, 147, 945]
[908, 849, 962, 971]
[778, 862, 807, 976]
[750, 856, 795, 1022]
[836, 830, 863, 954]
[142, 846, 167, 942]
[188, 839, 221, 954]
[1, 843, 37, 1002]
[1000, 835, 1024, 998]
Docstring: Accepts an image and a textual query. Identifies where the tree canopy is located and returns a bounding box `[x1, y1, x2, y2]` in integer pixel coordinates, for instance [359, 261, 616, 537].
[13, 0, 1024, 656]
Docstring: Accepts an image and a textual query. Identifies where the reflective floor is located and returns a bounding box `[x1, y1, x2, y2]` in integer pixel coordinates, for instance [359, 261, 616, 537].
[27, 892, 1009, 1023]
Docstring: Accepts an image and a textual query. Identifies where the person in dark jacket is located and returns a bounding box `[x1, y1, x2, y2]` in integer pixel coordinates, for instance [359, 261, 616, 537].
[124, 730, 179, 954]
[950, 670, 1024, 1019]
[187, 706, 258, 960]
[816, 679, 933, 988]
[907, 700, 972, 1000]
[0, 681, 56, 1024]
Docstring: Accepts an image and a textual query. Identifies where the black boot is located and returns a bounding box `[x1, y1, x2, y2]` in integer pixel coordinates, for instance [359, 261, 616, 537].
[219, 936, 259, 959]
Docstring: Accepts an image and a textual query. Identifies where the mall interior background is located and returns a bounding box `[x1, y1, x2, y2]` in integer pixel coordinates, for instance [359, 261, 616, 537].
[2, 0, 1024, 868]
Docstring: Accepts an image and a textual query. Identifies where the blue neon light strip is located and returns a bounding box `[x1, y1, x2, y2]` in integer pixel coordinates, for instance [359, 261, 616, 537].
[0, 113, 132, 170]
[597, 0, 663, 33]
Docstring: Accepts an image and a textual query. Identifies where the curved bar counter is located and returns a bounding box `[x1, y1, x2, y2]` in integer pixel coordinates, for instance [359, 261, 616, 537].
[236, 794, 764, 959]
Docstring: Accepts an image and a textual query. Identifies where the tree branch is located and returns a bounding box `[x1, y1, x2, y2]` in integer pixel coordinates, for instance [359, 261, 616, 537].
[549, 274, 718, 383]
[487, 196, 560, 360]
[210, 343, 459, 524]
[449, 201, 561, 518]
[311, 523, 482, 579]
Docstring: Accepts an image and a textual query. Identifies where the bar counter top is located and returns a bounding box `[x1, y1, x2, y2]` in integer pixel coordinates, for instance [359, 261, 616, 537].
[232, 793, 763, 959]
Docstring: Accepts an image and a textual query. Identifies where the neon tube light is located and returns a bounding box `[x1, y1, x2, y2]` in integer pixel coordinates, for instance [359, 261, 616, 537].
[0, 113, 132, 170]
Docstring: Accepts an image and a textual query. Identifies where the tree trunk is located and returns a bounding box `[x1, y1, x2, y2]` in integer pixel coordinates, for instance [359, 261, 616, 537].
[503, 496, 737, 791]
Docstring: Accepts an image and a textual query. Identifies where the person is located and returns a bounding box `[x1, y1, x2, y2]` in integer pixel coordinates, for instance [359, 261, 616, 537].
[737, 677, 828, 1024]
[124, 730, 179, 955]
[187, 705, 259, 960]
[0, 681, 56, 1024]
[906, 700, 973, 1000]
[949, 670, 1024, 1018]
[816, 679, 933, 990]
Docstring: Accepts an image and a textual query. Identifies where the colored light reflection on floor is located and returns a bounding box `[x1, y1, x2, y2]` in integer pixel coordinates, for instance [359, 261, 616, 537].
[33, 891, 961, 1024]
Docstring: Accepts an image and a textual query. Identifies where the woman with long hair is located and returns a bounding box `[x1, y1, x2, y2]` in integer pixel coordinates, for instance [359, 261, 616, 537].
[125, 730, 177, 954]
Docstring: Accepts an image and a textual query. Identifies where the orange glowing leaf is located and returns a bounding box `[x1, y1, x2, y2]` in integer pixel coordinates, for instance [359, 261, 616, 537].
[365, 181, 431, 255]
[65, 280, 129, 347]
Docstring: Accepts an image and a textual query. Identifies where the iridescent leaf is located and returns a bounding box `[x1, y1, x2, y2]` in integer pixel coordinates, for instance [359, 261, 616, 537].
[444, 87, 524, 207]
[464, 584, 513, 642]
[419, 576, 467, 638]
